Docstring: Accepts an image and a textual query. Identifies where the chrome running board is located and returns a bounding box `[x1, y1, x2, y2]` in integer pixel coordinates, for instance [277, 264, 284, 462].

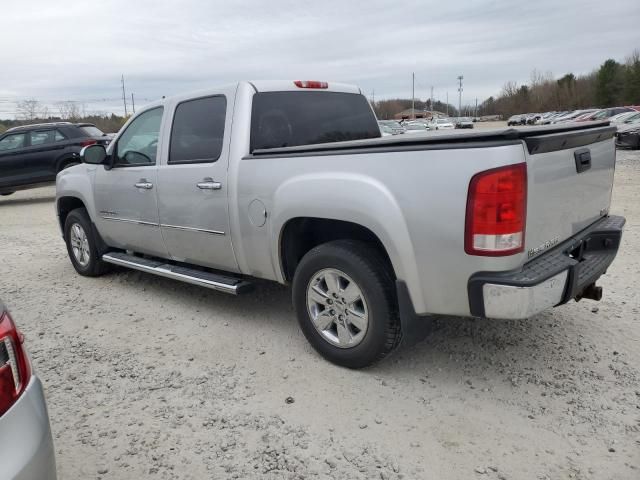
[102, 252, 252, 295]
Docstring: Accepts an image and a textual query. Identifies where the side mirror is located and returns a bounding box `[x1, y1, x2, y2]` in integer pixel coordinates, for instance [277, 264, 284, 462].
[81, 144, 107, 165]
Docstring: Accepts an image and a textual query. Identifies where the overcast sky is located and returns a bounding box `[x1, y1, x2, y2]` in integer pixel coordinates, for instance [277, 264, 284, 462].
[1, 0, 638, 117]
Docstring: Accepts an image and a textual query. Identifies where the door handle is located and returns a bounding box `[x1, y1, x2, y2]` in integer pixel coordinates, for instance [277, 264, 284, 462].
[134, 179, 153, 189]
[197, 178, 222, 190]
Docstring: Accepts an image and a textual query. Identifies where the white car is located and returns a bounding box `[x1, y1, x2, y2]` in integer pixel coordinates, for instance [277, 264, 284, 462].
[402, 122, 429, 134]
[428, 118, 455, 130]
[610, 111, 640, 126]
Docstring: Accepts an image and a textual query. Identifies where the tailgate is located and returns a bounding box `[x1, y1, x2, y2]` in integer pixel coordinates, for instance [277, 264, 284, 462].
[523, 125, 617, 259]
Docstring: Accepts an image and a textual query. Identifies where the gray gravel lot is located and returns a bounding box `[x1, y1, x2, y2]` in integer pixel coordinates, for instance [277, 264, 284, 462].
[0, 149, 639, 480]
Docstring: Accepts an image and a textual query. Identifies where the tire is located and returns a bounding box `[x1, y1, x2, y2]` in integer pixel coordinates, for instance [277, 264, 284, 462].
[64, 208, 108, 277]
[0, 192, 14, 196]
[292, 240, 402, 368]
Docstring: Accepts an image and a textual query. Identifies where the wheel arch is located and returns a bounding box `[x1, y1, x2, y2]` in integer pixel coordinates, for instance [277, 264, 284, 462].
[269, 173, 426, 313]
[57, 196, 87, 232]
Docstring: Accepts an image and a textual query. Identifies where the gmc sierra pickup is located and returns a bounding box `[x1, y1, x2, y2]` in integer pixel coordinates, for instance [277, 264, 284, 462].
[55, 80, 625, 368]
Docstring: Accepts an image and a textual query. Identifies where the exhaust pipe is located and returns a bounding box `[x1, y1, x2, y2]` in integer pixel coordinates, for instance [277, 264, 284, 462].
[576, 283, 603, 302]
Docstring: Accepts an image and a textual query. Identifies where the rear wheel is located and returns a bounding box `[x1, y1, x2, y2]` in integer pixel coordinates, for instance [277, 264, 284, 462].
[64, 208, 108, 276]
[292, 240, 402, 368]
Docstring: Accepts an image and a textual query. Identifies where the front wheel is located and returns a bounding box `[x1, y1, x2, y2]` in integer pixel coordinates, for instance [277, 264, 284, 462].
[292, 240, 402, 368]
[64, 208, 108, 276]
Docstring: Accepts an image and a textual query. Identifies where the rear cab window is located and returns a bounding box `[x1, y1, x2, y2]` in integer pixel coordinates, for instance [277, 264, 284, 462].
[250, 91, 380, 152]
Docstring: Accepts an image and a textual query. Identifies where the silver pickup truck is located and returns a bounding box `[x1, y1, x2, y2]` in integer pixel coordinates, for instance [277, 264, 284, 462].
[56, 80, 625, 368]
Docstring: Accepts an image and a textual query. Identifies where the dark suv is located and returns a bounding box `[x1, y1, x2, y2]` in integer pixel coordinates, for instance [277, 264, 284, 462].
[0, 122, 110, 196]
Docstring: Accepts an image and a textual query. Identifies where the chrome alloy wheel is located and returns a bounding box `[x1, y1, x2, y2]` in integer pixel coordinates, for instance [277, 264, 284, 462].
[306, 268, 369, 348]
[70, 223, 90, 267]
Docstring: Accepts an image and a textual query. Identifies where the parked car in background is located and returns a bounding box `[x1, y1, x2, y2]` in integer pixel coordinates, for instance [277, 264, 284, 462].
[455, 117, 474, 129]
[403, 122, 429, 134]
[378, 120, 405, 135]
[610, 111, 639, 125]
[0, 122, 110, 196]
[0, 301, 56, 479]
[526, 113, 542, 125]
[576, 107, 634, 122]
[379, 124, 394, 136]
[507, 114, 525, 126]
[428, 117, 455, 130]
[550, 109, 597, 124]
[616, 120, 640, 149]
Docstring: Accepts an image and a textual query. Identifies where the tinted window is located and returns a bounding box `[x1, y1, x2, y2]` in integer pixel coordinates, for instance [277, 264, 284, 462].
[115, 107, 163, 167]
[0, 133, 26, 152]
[80, 125, 105, 137]
[55, 130, 66, 142]
[169, 96, 226, 164]
[250, 91, 380, 152]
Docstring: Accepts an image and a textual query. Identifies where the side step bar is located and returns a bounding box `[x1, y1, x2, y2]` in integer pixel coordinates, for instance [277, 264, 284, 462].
[102, 252, 252, 295]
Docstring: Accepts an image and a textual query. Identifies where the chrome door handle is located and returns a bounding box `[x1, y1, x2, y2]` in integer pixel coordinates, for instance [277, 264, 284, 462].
[134, 180, 153, 189]
[197, 178, 222, 190]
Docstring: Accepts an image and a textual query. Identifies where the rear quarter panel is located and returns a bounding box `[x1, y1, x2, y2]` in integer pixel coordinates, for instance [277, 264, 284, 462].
[232, 143, 528, 316]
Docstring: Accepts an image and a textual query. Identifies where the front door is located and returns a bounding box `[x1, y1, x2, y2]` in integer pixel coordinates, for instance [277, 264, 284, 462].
[93, 107, 167, 258]
[156, 94, 238, 272]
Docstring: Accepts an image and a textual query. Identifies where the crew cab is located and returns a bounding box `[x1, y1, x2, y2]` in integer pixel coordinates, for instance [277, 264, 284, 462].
[56, 80, 625, 368]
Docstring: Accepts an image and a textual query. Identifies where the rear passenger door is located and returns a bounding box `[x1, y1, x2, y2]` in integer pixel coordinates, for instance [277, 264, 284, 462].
[156, 94, 238, 272]
[23, 129, 68, 180]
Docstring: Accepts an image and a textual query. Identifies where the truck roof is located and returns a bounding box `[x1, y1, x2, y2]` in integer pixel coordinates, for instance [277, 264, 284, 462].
[249, 80, 361, 94]
[143, 80, 362, 112]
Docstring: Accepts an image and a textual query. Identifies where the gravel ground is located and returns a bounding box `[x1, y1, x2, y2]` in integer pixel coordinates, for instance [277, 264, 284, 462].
[1, 149, 639, 480]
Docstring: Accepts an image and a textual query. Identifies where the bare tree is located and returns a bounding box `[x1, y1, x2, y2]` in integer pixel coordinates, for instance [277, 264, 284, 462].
[58, 101, 82, 120]
[16, 98, 42, 121]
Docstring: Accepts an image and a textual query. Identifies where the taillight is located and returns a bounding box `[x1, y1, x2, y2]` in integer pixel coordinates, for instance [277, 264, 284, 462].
[0, 311, 30, 417]
[465, 163, 527, 256]
[294, 80, 328, 89]
[81, 139, 97, 147]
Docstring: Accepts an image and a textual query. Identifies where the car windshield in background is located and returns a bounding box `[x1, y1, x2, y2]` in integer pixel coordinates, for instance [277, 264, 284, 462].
[250, 91, 380, 151]
[80, 125, 105, 137]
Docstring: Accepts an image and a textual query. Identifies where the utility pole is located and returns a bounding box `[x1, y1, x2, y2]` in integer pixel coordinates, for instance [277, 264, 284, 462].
[446, 92, 449, 116]
[411, 72, 415, 120]
[475, 97, 478, 119]
[131, 93, 136, 114]
[121, 75, 128, 116]
[430, 86, 434, 114]
[457, 75, 463, 117]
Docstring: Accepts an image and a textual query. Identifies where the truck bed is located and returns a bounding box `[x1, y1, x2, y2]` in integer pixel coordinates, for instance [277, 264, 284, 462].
[250, 121, 615, 157]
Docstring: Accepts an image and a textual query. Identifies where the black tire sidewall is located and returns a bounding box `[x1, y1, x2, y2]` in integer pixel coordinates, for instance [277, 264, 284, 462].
[293, 242, 396, 368]
[64, 209, 100, 276]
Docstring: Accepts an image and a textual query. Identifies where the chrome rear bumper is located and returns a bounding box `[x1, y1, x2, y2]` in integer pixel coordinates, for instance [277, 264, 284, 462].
[468, 215, 625, 319]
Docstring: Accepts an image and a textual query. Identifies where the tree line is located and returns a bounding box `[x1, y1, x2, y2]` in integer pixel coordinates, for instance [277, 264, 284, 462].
[373, 49, 640, 120]
[481, 49, 640, 117]
[0, 99, 128, 134]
